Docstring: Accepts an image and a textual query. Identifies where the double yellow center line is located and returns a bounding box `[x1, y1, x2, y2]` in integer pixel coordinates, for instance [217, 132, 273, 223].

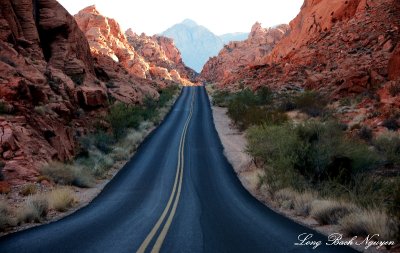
[136, 88, 195, 253]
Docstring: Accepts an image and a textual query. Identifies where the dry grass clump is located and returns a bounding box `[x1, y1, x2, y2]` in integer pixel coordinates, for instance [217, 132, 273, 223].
[0, 200, 15, 230]
[274, 188, 298, 210]
[340, 210, 399, 241]
[40, 162, 94, 188]
[48, 188, 77, 212]
[293, 191, 315, 216]
[274, 188, 315, 216]
[310, 199, 357, 225]
[17, 195, 49, 223]
[20, 183, 38, 196]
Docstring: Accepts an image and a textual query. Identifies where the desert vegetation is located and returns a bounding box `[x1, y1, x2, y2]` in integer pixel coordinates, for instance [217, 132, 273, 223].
[211, 86, 400, 243]
[1, 186, 77, 232]
[0, 85, 179, 233]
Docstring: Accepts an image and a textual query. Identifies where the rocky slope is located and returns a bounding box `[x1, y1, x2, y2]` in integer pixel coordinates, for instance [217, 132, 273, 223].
[0, 1, 189, 186]
[125, 29, 196, 84]
[201, 23, 289, 83]
[74, 6, 194, 86]
[202, 0, 400, 131]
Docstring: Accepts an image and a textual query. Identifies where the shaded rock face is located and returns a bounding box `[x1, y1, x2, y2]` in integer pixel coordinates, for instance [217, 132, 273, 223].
[389, 43, 400, 80]
[0, 1, 161, 184]
[204, 0, 400, 130]
[201, 23, 289, 83]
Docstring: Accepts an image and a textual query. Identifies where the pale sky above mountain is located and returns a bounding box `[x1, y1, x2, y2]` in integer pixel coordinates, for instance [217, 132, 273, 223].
[57, 0, 304, 35]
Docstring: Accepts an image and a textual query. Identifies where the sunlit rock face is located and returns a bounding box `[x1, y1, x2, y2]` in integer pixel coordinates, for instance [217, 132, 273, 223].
[202, 0, 400, 131]
[201, 23, 289, 83]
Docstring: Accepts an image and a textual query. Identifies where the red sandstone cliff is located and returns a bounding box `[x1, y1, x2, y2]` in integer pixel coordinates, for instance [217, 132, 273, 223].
[0, 1, 179, 185]
[202, 0, 400, 130]
[201, 23, 289, 83]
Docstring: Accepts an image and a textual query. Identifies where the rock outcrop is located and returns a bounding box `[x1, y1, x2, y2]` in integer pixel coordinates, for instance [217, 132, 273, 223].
[0, 1, 188, 184]
[201, 23, 289, 83]
[75, 6, 194, 86]
[125, 29, 196, 84]
[202, 0, 400, 130]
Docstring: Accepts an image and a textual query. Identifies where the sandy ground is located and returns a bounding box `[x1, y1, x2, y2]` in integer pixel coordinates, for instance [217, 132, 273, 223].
[210, 103, 395, 253]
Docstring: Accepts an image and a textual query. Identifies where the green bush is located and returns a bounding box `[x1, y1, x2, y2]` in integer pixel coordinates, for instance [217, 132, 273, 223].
[107, 103, 143, 139]
[158, 85, 178, 107]
[247, 121, 380, 185]
[80, 131, 116, 154]
[212, 90, 233, 107]
[293, 91, 327, 117]
[373, 133, 400, 166]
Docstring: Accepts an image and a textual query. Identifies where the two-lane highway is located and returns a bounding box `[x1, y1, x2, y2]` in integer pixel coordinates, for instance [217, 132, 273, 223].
[0, 87, 358, 253]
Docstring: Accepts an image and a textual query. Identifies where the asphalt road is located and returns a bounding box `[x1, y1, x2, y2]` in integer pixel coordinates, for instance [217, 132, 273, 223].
[0, 87, 358, 253]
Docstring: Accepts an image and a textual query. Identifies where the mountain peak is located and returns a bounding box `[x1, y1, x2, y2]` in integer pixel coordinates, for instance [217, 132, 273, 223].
[181, 19, 198, 27]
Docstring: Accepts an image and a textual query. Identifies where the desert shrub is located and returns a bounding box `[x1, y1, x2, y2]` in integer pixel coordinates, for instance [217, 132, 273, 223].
[382, 117, 400, 131]
[293, 192, 315, 216]
[340, 210, 399, 241]
[293, 91, 327, 117]
[80, 131, 115, 154]
[0, 200, 15, 230]
[91, 154, 114, 178]
[358, 126, 373, 142]
[310, 200, 357, 225]
[247, 121, 380, 187]
[374, 133, 400, 166]
[212, 90, 233, 107]
[18, 195, 49, 223]
[233, 107, 288, 130]
[274, 188, 298, 209]
[40, 162, 94, 188]
[20, 184, 38, 196]
[48, 188, 77, 212]
[157, 85, 178, 107]
[107, 102, 143, 139]
[111, 147, 131, 161]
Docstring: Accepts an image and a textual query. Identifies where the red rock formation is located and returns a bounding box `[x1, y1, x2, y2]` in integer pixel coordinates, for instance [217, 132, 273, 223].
[202, 0, 400, 130]
[201, 23, 289, 83]
[125, 29, 196, 84]
[389, 43, 400, 80]
[75, 6, 150, 79]
[75, 6, 194, 86]
[0, 1, 163, 184]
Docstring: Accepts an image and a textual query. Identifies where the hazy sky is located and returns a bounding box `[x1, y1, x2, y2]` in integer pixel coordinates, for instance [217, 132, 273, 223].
[58, 0, 304, 35]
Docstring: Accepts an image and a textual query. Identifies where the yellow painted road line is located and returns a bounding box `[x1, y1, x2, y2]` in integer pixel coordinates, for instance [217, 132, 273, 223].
[136, 88, 195, 253]
[150, 90, 194, 253]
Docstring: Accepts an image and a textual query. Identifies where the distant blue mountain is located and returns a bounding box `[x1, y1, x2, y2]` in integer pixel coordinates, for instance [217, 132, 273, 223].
[161, 19, 248, 73]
